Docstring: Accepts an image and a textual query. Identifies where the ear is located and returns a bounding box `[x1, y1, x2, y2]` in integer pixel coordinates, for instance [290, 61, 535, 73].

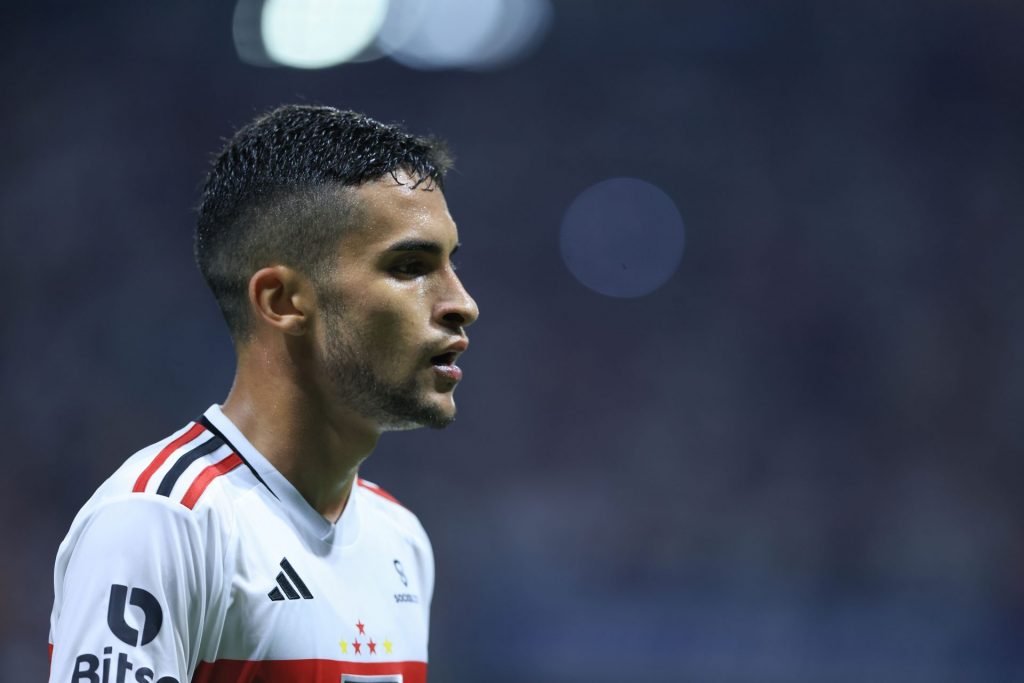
[247, 266, 314, 336]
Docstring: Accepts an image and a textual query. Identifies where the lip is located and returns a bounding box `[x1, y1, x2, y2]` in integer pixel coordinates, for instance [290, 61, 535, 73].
[432, 364, 463, 383]
[429, 338, 468, 383]
[429, 338, 469, 363]
[442, 339, 469, 355]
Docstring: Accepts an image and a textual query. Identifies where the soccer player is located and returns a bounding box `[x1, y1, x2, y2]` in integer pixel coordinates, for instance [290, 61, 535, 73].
[47, 105, 478, 683]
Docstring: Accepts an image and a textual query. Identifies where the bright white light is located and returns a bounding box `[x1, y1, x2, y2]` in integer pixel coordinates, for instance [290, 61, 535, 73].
[376, 0, 550, 71]
[468, 0, 553, 70]
[373, 0, 431, 62]
[261, 0, 389, 69]
[560, 178, 686, 298]
[379, 0, 502, 70]
[233, 0, 273, 66]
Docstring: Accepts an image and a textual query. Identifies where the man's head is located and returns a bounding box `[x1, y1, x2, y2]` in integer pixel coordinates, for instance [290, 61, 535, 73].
[196, 105, 478, 431]
[196, 104, 453, 342]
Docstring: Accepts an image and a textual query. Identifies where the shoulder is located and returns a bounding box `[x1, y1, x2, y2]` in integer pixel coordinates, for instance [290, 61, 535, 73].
[53, 419, 260, 610]
[99, 419, 264, 518]
[354, 477, 435, 604]
[355, 477, 431, 546]
[60, 419, 265, 562]
[59, 494, 208, 567]
[52, 493, 227, 632]
[356, 477, 406, 508]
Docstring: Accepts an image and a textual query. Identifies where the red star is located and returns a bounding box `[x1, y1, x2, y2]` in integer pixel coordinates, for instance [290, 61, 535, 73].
[356, 620, 366, 635]
[368, 639, 377, 654]
[352, 639, 362, 654]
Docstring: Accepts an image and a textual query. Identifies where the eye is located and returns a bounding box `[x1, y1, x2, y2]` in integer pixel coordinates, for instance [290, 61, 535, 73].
[390, 259, 430, 278]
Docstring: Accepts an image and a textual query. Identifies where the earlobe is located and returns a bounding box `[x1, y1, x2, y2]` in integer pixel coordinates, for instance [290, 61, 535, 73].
[249, 266, 310, 336]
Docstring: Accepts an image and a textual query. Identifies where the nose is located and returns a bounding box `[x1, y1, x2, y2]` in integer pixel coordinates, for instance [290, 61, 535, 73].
[436, 272, 479, 330]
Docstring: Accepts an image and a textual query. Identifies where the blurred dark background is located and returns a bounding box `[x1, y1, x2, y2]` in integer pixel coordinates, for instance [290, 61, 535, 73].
[3, 1, 1023, 681]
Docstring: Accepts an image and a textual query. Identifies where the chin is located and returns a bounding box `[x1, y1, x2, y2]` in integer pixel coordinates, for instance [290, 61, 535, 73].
[379, 414, 454, 432]
[379, 397, 456, 432]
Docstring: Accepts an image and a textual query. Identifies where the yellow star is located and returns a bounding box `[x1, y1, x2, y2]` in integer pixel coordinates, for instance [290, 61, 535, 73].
[383, 638, 393, 654]
[339, 639, 348, 654]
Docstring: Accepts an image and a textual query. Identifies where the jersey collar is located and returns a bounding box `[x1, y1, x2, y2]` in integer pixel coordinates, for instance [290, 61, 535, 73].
[203, 404, 362, 548]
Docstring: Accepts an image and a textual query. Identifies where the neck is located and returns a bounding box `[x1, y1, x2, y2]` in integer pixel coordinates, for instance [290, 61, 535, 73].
[221, 342, 381, 522]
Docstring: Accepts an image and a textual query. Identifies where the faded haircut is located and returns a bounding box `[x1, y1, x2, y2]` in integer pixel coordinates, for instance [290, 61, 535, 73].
[195, 104, 453, 341]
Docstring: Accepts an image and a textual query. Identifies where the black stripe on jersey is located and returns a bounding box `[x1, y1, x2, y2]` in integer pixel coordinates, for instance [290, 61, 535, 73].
[280, 558, 313, 599]
[275, 572, 300, 600]
[198, 415, 279, 499]
[155, 435, 226, 497]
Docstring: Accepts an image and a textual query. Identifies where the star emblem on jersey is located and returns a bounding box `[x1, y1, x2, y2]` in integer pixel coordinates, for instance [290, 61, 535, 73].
[267, 557, 313, 601]
[339, 619, 393, 658]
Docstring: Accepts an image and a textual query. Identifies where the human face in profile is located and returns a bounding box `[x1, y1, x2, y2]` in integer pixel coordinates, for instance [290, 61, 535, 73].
[316, 171, 479, 431]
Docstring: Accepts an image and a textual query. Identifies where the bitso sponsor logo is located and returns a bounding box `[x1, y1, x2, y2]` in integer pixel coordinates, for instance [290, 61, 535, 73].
[71, 646, 178, 683]
[107, 584, 162, 646]
[69, 584, 178, 683]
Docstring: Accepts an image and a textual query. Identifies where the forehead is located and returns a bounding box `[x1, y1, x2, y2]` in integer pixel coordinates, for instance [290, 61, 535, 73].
[340, 172, 458, 254]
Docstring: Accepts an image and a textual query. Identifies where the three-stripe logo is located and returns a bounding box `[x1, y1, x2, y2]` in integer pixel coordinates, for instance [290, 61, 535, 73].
[268, 558, 314, 601]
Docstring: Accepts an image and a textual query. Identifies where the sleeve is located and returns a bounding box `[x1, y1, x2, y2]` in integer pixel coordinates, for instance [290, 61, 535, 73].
[419, 524, 435, 619]
[410, 516, 435, 642]
[48, 495, 226, 683]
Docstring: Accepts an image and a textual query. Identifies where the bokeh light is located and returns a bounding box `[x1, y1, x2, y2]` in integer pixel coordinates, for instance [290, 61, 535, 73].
[377, 0, 551, 70]
[234, 0, 550, 71]
[256, 0, 389, 69]
[560, 178, 686, 298]
[466, 0, 553, 70]
[233, 0, 273, 66]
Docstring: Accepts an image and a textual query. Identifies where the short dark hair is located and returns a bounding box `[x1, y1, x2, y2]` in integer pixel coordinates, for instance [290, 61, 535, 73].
[195, 104, 453, 341]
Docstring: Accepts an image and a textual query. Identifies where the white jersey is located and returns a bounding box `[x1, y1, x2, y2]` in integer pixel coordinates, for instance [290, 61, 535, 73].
[48, 404, 433, 683]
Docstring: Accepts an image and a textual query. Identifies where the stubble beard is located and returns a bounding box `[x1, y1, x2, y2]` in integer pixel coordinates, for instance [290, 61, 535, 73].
[322, 308, 454, 431]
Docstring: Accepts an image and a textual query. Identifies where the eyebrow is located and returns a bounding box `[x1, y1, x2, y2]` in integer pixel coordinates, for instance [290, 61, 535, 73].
[384, 239, 460, 256]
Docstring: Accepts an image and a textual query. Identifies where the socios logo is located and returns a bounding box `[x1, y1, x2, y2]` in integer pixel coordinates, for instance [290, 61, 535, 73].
[393, 559, 408, 587]
[106, 584, 163, 647]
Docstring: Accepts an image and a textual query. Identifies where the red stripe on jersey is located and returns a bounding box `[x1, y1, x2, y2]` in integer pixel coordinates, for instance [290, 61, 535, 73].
[192, 659, 426, 683]
[133, 422, 206, 493]
[180, 453, 243, 509]
[357, 478, 404, 507]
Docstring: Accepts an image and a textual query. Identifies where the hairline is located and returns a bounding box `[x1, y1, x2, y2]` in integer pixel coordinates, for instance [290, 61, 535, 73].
[231, 168, 440, 344]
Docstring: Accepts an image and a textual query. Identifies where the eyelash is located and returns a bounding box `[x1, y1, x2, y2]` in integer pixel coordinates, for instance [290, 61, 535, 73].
[392, 261, 425, 277]
[390, 259, 457, 278]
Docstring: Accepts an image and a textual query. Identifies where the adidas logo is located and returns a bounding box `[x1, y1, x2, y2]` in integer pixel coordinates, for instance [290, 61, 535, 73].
[268, 558, 314, 601]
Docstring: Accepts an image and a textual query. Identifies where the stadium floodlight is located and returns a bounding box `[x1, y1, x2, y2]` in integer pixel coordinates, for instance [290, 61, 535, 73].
[258, 0, 389, 69]
[377, 0, 551, 71]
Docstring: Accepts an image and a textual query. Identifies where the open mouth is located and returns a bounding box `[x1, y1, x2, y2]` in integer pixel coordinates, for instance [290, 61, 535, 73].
[430, 352, 458, 367]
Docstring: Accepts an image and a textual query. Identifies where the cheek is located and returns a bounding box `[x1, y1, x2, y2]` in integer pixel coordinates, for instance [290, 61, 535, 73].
[337, 278, 430, 357]
[361, 302, 423, 355]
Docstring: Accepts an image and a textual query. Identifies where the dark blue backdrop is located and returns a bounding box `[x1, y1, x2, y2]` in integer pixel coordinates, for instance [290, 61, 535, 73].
[3, 1, 1022, 680]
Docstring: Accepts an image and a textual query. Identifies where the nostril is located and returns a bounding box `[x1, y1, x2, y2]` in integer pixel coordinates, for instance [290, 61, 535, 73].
[442, 311, 466, 326]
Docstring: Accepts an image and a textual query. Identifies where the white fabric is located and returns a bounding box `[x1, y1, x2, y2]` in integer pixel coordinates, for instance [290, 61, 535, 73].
[49, 405, 433, 683]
